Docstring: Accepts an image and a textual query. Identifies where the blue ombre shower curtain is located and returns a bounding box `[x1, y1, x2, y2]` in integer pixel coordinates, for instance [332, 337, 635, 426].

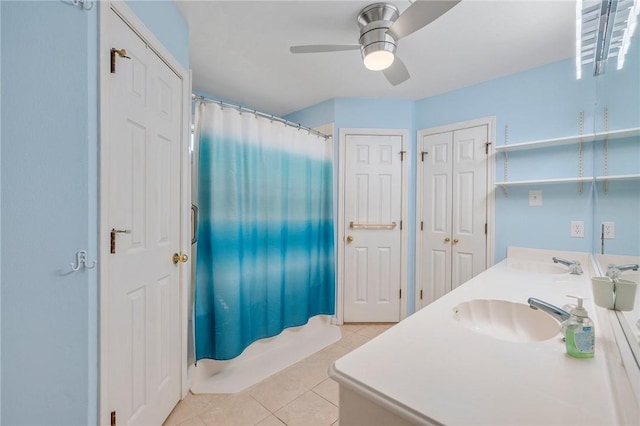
[194, 102, 335, 361]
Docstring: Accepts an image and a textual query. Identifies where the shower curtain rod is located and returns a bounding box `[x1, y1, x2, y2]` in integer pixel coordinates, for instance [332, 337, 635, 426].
[192, 94, 332, 140]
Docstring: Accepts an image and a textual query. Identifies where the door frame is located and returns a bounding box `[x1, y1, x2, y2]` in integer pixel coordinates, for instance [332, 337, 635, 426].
[414, 116, 496, 311]
[337, 128, 409, 324]
[98, 1, 191, 423]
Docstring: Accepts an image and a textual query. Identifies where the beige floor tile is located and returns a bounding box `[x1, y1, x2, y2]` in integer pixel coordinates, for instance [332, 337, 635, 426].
[285, 357, 331, 389]
[175, 416, 207, 426]
[199, 392, 270, 426]
[316, 342, 352, 362]
[255, 415, 287, 426]
[312, 378, 339, 406]
[354, 324, 394, 339]
[275, 391, 339, 426]
[168, 329, 370, 426]
[163, 393, 214, 426]
[335, 331, 369, 351]
[339, 323, 366, 334]
[248, 370, 308, 412]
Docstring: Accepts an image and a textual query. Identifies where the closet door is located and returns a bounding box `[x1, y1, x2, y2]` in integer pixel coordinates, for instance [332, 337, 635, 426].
[417, 123, 489, 307]
[419, 131, 453, 305]
[451, 125, 488, 290]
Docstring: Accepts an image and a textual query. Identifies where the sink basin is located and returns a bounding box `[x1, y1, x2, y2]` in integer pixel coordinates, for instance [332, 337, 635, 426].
[506, 259, 567, 275]
[453, 299, 561, 343]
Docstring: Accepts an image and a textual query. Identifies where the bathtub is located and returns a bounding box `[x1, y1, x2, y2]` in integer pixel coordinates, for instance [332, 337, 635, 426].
[189, 314, 341, 393]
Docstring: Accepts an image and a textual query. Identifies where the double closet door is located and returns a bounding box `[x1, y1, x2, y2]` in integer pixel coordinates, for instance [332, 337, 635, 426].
[417, 123, 489, 308]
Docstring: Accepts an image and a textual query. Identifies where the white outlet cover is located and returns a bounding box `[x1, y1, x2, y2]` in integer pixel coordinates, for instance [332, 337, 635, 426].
[529, 190, 542, 206]
[602, 222, 615, 239]
[571, 221, 585, 238]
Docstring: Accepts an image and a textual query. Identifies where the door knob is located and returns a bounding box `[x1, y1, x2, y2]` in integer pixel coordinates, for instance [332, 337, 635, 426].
[453, 238, 459, 244]
[346, 235, 354, 243]
[444, 237, 451, 243]
[172, 253, 188, 264]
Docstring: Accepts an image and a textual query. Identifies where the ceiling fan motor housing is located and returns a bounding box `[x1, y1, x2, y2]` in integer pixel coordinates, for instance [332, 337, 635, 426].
[357, 3, 400, 62]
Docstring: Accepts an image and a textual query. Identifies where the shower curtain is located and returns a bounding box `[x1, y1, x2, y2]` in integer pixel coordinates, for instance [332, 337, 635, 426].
[194, 102, 335, 361]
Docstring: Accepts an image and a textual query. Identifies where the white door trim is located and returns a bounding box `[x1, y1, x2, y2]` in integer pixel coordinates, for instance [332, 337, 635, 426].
[414, 116, 496, 310]
[337, 128, 409, 324]
[98, 1, 191, 423]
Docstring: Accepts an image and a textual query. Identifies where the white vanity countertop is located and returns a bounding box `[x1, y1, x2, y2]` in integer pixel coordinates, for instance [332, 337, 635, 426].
[330, 248, 637, 425]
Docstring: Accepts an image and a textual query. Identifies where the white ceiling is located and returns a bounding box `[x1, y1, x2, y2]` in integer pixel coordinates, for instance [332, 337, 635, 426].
[175, 0, 577, 117]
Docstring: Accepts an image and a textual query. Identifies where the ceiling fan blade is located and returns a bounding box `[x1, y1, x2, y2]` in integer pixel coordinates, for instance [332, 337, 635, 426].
[290, 44, 361, 54]
[383, 57, 410, 86]
[388, 0, 461, 40]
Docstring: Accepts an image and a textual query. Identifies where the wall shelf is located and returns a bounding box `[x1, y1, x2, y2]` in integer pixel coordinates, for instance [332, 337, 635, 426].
[595, 174, 640, 182]
[495, 126, 640, 152]
[495, 177, 594, 187]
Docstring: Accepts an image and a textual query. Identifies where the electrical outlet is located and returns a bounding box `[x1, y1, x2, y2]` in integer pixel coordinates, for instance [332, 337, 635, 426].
[602, 222, 615, 239]
[528, 190, 542, 206]
[571, 221, 585, 238]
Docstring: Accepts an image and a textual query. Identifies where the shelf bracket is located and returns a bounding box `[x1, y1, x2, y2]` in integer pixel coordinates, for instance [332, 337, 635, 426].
[577, 111, 584, 194]
[603, 106, 610, 194]
[502, 124, 509, 197]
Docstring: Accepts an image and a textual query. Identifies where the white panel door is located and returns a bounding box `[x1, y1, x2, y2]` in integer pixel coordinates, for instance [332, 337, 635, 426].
[420, 131, 453, 305]
[451, 126, 488, 290]
[107, 9, 182, 425]
[343, 134, 403, 322]
[418, 124, 488, 307]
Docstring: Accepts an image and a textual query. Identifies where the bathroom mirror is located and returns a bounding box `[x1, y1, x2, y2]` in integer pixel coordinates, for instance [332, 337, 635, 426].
[591, 43, 640, 364]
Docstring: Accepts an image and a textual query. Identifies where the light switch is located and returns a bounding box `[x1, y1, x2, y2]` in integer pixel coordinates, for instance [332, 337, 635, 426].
[529, 190, 542, 206]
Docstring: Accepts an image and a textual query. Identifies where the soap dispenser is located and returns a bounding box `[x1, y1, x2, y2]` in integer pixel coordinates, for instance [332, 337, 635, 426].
[564, 295, 594, 358]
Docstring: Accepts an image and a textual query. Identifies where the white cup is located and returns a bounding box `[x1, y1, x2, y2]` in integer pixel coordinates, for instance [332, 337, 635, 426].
[614, 279, 638, 311]
[592, 277, 614, 309]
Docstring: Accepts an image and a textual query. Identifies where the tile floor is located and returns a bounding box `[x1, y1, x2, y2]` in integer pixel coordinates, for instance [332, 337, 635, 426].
[163, 323, 393, 426]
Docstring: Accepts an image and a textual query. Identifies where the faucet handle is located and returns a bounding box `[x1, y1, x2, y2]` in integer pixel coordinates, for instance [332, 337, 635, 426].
[606, 264, 621, 280]
[569, 263, 583, 275]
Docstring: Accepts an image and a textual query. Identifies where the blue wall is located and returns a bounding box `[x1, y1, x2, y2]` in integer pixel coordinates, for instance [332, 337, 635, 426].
[416, 41, 639, 260]
[283, 36, 640, 314]
[0, 1, 188, 424]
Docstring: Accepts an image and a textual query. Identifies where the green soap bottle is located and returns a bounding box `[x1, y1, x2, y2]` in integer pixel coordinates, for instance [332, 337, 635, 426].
[564, 295, 594, 358]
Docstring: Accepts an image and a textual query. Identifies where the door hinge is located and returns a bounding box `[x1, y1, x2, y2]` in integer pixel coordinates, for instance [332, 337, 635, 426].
[111, 411, 116, 426]
[485, 223, 488, 235]
[420, 289, 423, 300]
[421, 151, 428, 162]
[484, 142, 492, 155]
[420, 221, 423, 231]
[400, 220, 403, 230]
[110, 48, 131, 74]
[399, 289, 402, 299]
[399, 150, 406, 161]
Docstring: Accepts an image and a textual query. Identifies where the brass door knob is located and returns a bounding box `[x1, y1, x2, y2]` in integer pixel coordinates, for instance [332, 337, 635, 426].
[172, 253, 188, 264]
[444, 237, 451, 243]
[346, 235, 354, 243]
[453, 238, 459, 244]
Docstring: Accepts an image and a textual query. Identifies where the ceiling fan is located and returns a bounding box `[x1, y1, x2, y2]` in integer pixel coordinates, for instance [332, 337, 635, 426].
[290, 1, 461, 86]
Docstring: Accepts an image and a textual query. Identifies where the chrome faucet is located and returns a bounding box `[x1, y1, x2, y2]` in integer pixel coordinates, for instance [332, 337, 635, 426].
[552, 257, 583, 275]
[606, 264, 639, 281]
[527, 297, 571, 323]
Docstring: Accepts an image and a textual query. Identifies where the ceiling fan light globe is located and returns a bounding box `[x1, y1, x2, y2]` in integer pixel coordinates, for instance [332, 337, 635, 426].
[363, 49, 395, 71]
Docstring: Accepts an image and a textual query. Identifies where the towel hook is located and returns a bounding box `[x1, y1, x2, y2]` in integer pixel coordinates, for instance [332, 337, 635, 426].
[70, 250, 97, 272]
[71, 0, 94, 11]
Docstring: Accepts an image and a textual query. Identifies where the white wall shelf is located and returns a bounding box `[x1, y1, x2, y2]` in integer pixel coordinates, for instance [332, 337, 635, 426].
[595, 174, 640, 182]
[495, 177, 594, 187]
[495, 126, 640, 152]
